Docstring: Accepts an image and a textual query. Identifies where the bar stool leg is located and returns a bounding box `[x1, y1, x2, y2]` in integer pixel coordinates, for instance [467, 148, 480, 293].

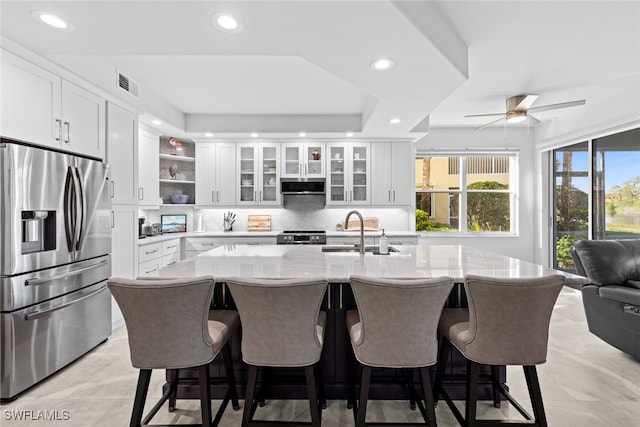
[168, 369, 178, 412]
[491, 365, 501, 408]
[197, 365, 212, 427]
[305, 365, 321, 427]
[465, 361, 479, 427]
[356, 365, 371, 427]
[433, 338, 451, 406]
[524, 365, 548, 427]
[222, 342, 240, 410]
[130, 369, 152, 427]
[242, 365, 259, 427]
[419, 367, 437, 426]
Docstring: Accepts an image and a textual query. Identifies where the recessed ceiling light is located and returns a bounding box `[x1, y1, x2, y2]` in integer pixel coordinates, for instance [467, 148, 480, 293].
[298, 132, 307, 138]
[346, 132, 354, 137]
[251, 132, 259, 138]
[212, 13, 242, 33]
[389, 118, 401, 125]
[32, 10, 74, 31]
[205, 132, 214, 137]
[151, 119, 162, 126]
[371, 58, 394, 71]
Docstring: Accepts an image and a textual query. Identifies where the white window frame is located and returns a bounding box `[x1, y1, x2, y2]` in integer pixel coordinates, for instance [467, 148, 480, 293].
[415, 150, 519, 235]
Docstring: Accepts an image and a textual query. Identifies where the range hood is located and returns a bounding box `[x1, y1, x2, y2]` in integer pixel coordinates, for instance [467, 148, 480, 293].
[280, 179, 326, 195]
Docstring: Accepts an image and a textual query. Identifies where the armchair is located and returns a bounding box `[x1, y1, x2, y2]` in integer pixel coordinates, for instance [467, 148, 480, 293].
[571, 239, 640, 360]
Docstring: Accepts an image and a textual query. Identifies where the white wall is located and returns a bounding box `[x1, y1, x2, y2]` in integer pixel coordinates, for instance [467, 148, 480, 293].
[413, 127, 540, 263]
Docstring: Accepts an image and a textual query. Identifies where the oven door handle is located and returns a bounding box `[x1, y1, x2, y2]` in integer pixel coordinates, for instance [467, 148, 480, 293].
[25, 286, 107, 320]
[25, 259, 108, 286]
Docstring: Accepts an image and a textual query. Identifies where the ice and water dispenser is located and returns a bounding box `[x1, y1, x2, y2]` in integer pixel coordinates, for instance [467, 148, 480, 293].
[21, 210, 56, 254]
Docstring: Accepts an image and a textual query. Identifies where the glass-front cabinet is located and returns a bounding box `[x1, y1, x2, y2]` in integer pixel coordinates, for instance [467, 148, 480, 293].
[281, 142, 325, 178]
[326, 142, 370, 205]
[237, 143, 280, 205]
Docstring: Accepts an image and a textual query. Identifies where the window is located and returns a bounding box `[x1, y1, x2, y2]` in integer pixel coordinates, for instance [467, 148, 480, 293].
[415, 152, 517, 233]
[553, 128, 640, 269]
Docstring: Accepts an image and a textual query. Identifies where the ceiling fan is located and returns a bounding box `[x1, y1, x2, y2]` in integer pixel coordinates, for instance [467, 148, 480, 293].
[466, 94, 586, 130]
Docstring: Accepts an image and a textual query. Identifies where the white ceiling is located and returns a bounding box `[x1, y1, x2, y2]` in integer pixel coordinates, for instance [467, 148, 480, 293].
[1, 1, 639, 141]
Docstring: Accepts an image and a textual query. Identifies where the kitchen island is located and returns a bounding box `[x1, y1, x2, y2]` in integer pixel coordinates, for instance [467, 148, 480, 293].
[157, 244, 588, 402]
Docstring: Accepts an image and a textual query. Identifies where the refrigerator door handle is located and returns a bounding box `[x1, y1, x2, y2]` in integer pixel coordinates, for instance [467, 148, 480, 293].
[63, 167, 76, 252]
[25, 286, 107, 320]
[25, 259, 109, 286]
[74, 167, 85, 251]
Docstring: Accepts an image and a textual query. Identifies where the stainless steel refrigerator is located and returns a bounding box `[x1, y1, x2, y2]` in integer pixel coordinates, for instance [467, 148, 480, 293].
[0, 140, 112, 401]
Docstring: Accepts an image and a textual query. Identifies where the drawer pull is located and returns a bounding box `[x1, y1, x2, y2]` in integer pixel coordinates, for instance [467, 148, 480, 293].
[166, 245, 177, 249]
[145, 249, 159, 255]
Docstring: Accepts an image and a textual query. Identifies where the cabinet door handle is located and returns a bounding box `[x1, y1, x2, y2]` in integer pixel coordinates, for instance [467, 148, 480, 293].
[259, 190, 262, 202]
[388, 190, 391, 202]
[110, 181, 115, 198]
[145, 249, 159, 255]
[298, 163, 302, 175]
[211, 190, 215, 203]
[217, 190, 220, 202]
[350, 190, 353, 202]
[304, 163, 307, 176]
[145, 267, 158, 274]
[138, 187, 144, 201]
[339, 283, 343, 309]
[327, 285, 331, 310]
[55, 119, 62, 141]
[110, 211, 114, 228]
[166, 244, 177, 249]
[222, 283, 227, 307]
[344, 191, 347, 202]
[393, 190, 396, 202]
[64, 122, 70, 143]
[166, 260, 176, 266]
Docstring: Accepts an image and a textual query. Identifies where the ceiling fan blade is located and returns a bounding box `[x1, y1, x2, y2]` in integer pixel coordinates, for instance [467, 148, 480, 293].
[464, 113, 506, 118]
[510, 94, 539, 111]
[474, 116, 506, 131]
[527, 99, 586, 113]
[527, 115, 541, 126]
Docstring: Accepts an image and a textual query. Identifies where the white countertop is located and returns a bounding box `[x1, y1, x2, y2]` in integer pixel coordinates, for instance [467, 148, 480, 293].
[138, 230, 418, 246]
[158, 244, 588, 286]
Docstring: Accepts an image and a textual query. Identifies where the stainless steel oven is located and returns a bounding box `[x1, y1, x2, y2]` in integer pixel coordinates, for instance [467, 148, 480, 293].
[276, 230, 327, 245]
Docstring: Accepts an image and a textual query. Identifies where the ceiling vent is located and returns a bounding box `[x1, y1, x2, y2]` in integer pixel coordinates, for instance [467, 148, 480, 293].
[117, 71, 139, 97]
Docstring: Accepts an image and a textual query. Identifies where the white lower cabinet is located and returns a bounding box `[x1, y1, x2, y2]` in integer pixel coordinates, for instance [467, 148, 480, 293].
[138, 238, 181, 277]
[184, 236, 276, 259]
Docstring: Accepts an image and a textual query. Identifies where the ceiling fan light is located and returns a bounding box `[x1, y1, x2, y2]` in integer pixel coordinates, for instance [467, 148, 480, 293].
[506, 112, 527, 123]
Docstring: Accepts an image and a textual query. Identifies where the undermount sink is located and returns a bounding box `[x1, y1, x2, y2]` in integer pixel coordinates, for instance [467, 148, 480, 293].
[321, 245, 399, 254]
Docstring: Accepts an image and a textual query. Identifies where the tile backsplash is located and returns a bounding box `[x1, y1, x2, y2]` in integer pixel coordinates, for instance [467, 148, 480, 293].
[140, 200, 412, 232]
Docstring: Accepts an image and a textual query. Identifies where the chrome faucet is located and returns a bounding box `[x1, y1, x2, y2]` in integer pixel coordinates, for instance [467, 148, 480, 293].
[345, 210, 365, 254]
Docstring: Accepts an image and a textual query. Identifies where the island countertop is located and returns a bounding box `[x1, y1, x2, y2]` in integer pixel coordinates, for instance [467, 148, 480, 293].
[158, 244, 589, 287]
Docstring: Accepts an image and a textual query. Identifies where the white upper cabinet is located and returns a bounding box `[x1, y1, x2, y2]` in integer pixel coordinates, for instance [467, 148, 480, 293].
[1, 49, 105, 159]
[138, 125, 160, 207]
[195, 142, 236, 206]
[281, 142, 325, 178]
[60, 80, 105, 159]
[371, 142, 413, 206]
[1, 50, 61, 147]
[326, 142, 370, 206]
[237, 142, 281, 205]
[106, 103, 138, 205]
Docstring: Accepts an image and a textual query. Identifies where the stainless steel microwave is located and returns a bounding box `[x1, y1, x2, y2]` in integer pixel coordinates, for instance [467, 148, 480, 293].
[280, 179, 325, 195]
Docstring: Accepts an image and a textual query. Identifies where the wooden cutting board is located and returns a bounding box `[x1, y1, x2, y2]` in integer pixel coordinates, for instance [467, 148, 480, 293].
[248, 214, 271, 231]
[337, 217, 378, 231]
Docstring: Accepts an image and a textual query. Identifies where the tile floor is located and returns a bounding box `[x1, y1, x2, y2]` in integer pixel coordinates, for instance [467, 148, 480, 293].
[2, 288, 639, 426]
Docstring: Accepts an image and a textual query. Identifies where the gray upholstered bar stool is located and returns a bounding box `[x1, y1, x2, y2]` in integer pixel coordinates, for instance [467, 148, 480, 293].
[433, 274, 566, 427]
[108, 275, 240, 427]
[346, 275, 454, 427]
[225, 277, 328, 427]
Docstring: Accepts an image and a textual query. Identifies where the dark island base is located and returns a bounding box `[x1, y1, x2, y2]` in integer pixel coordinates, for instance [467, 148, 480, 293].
[165, 283, 505, 402]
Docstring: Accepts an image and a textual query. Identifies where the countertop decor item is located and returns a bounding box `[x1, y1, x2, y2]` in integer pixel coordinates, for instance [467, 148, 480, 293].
[170, 194, 189, 204]
[223, 211, 236, 232]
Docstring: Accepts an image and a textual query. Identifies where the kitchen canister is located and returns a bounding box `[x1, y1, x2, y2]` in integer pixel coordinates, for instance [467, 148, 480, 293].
[195, 214, 205, 232]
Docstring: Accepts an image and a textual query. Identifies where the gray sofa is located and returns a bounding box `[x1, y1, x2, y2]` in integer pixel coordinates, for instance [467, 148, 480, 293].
[571, 239, 640, 360]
